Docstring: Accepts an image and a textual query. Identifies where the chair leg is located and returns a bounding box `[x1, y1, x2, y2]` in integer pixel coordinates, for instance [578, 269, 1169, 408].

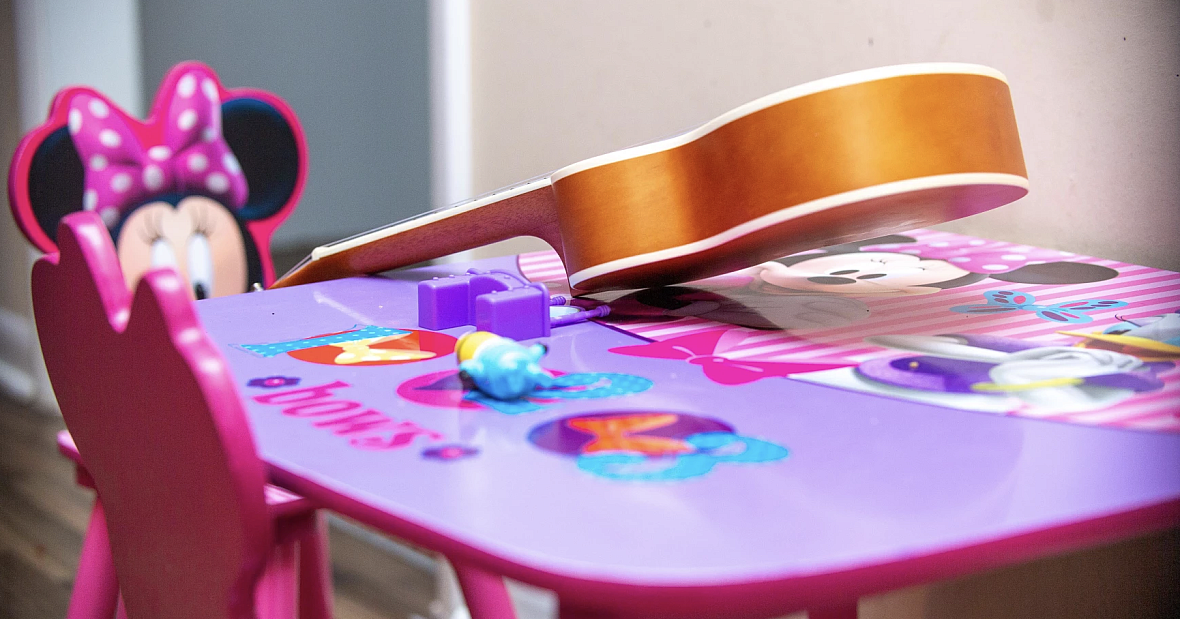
[256, 531, 299, 619]
[295, 512, 333, 619]
[808, 602, 859, 619]
[66, 499, 119, 619]
[452, 560, 516, 619]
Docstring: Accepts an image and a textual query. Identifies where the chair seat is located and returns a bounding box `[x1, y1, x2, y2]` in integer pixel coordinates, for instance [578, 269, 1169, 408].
[57, 430, 314, 517]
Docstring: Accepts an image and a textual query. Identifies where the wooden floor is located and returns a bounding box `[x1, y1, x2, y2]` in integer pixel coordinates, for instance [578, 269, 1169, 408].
[2, 391, 1178, 619]
[0, 395, 435, 619]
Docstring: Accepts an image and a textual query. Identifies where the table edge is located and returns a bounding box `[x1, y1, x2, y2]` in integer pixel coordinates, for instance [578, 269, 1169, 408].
[269, 465, 1180, 617]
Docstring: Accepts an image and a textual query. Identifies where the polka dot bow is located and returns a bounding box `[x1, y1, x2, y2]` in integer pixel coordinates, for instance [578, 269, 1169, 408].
[862, 238, 1078, 273]
[68, 67, 247, 227]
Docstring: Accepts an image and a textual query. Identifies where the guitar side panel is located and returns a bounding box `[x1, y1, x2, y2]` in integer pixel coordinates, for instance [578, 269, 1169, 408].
[553, 72, 1028, 290]
[570, 181, 1028, 291]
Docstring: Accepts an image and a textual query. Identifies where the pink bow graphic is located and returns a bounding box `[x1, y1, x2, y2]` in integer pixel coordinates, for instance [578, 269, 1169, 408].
[68, 67, 247, 227]
[609, 330, 852, 385]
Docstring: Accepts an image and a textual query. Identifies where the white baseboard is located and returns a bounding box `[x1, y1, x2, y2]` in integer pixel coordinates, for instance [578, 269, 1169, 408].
[0, 357, 35, 402]
[0, 305, 57, 413]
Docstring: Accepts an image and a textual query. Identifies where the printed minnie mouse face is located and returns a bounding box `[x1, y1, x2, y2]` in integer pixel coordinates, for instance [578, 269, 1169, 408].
[9, 61, 305, 298]
[115, 196, 246, 300]
[755, 252, 972, 296]
[746, 234, 1118, 298]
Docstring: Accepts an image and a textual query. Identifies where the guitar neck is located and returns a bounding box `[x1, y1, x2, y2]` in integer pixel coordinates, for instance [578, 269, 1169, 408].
[271, 178, 562, 289]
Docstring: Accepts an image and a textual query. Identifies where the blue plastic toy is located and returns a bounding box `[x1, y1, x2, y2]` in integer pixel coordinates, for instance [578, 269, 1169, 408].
[455, 331, 554, 400]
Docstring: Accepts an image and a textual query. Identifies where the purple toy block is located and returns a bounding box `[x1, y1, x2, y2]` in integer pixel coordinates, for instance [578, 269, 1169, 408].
[465, 272, 522, 321]
[418, 268, 552, 338]
[418, 276, 474, 330]
[475, 286, 551, 340]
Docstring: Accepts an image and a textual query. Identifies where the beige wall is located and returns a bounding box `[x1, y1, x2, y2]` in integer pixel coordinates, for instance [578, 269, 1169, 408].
[470, 0, 1180, 271]
[467, 2, 1180, 616]
[1, 0, 23, 315]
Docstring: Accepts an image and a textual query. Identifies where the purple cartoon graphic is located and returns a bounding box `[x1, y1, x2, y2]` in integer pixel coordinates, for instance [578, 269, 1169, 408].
[798, 333, 1175, 414]
[247, 375, 301, 389]
[528, 411, 788, 482]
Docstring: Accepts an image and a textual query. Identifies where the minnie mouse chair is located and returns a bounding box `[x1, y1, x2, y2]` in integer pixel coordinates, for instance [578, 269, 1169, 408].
[9, 60, 307, 299]
[11, 63, 323, 617]
[34, 211, 331, 618]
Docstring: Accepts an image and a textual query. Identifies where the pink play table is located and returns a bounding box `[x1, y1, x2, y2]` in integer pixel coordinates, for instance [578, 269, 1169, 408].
[196, 244, 1180, 618]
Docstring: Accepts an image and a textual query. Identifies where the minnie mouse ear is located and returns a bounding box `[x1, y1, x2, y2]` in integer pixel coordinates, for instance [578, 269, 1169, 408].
[990, 262, 1118, 285]
[15, 127, 85, 253]
[221, 97, 303, 222]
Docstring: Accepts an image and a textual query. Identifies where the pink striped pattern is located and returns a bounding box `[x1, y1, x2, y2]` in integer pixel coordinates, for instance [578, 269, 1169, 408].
[518, 229, 1180, 433]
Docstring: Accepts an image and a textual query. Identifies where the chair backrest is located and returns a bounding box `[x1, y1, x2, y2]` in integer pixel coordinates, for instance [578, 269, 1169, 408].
[32, 211, 273, 619]
[10, 61, 307, 299]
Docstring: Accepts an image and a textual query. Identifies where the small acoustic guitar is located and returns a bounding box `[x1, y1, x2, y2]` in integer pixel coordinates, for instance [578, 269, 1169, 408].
[273, 63, 1027, 293]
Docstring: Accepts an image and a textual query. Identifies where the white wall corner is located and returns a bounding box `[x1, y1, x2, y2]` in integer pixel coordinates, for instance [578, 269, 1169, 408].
[0, 306, 37, 402]
[429, 0, 472, 209]
[429, 0, 475, 264]
[0, 297, 57, 415]
[13, 0, 144, 128]
[6, 0, 142, 413]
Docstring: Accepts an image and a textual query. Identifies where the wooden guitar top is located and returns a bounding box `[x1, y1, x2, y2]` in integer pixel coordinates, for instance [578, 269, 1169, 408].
[274, 63, 1027, 292]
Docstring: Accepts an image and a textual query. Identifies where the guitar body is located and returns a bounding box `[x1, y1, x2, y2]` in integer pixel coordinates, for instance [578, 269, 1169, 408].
[275, 63, 1026, 293]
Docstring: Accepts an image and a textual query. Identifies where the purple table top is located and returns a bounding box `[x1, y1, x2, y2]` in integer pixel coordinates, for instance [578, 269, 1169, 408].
[197, 256, 1180, 594]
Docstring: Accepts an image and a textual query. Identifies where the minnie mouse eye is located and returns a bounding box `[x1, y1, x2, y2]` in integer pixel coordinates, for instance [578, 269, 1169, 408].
[187, 232, 214, 300]
[150, 237, 178, 269]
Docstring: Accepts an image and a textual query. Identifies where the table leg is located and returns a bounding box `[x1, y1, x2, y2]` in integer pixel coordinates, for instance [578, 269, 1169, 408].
[296, 512, 333, 619]
[452, 560, 517, 619]
[256, 531, 298, 619]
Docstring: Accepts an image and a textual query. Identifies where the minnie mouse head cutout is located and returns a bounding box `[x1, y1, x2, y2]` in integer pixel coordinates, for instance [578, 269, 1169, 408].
[9, 61, 307, 299]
